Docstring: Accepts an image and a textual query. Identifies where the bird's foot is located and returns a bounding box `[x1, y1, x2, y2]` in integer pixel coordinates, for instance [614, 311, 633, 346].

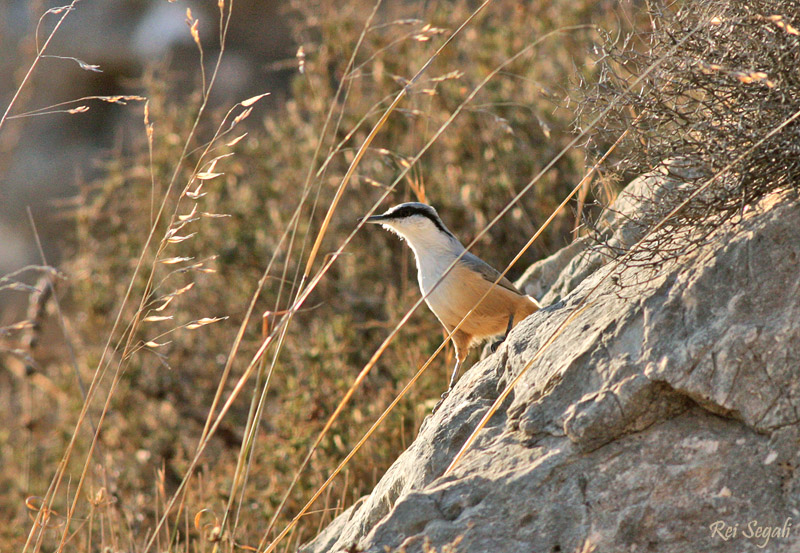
[432, 389, 451, 414]
[490, 313, 515, 353]
[490, 336, 506, 353]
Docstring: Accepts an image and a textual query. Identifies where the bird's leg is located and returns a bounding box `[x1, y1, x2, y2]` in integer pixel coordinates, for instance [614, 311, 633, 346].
[433, 331, 470, 414]
[490, 313, 515, 353]
[433, 358, 461, 414]
[448, 357, 463, 391]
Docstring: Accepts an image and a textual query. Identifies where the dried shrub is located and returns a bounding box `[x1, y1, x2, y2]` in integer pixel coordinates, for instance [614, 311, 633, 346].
[579, 0, 800, 268]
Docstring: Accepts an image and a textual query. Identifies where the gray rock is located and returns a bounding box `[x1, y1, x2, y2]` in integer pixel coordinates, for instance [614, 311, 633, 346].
[518, 167, 692, 306]
[517, 235, 593, 302]
[300, 180, 800, 553]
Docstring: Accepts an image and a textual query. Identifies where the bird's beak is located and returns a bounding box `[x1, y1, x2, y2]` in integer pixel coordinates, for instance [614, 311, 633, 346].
[358, 214, 389, 224]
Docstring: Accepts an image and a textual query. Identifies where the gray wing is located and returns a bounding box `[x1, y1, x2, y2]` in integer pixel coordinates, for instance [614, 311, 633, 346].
[460, 251, 525, 296]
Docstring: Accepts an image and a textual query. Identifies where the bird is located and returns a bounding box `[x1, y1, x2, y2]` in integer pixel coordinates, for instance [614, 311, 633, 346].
[361, 202, 540, 409]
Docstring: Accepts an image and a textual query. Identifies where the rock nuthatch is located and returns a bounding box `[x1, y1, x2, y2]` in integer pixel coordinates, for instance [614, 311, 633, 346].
[362, 202, 540, 408]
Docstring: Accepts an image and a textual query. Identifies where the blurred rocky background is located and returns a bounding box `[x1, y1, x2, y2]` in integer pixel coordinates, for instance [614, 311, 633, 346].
[0, 0, 292, 277]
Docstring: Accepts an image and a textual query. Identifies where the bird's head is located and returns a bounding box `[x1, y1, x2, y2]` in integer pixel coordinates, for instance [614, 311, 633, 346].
[360, 202, 458, 247]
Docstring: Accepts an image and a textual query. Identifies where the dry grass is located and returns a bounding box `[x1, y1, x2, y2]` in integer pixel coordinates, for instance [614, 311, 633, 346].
[0, 0, 651, 551]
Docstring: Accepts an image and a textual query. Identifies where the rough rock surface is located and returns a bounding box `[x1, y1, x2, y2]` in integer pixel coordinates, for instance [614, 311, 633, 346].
[301, 177, 800, 553]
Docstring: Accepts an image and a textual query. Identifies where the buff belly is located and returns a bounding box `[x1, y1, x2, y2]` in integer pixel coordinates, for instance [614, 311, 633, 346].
[422, 263, 537, 341]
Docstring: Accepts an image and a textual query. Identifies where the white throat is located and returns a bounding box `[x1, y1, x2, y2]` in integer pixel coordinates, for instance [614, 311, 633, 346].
[384, 223, 465, 295]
